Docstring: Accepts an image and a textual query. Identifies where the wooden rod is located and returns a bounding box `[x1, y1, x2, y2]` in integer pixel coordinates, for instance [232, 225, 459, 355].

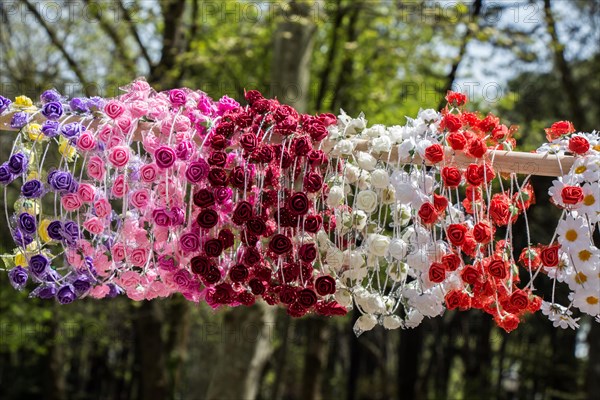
[1, 111, 575, 177]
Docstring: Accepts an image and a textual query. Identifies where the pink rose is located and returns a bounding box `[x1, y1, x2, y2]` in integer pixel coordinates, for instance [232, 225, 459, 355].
[142, 133, 159, 153]
[108, 146, 130, 168]
[83, 217, 104, 235]
[127, 288, 146, 301]
[112, 242, 126, 262]
[119, 270, 140, 289]
[150, 281, 170, 297]
[77, 131, 96, 151]
[87, 156, 105, 181]
[104, 100, 126, 119]
[129, 247, 148, 267]
[128, 100, 149, 118]
[61, 193, 82, 211]
[131, 80, 151, 92]
[131, 189, 150, 208]
[77, 183, 96, 203]
[116, 116, 133, 134]
[98, 125, 113, 143]
[107, 134, 123, 149]
[66, 249, 83, 268]
[94, 198, 112, 218]
[140, 163, 158, 182]
[77, 239, 94, 256]
[111, 174, 129, 198]
[89, 285, 110, 299]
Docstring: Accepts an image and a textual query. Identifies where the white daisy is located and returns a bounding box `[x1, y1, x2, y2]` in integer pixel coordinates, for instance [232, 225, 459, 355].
[571, 289, 600, 316]
[556, 215, 590, 250]
[541, 301, 580, 329]
[580, 182, 600, 222]
[565, 265, 600, 292]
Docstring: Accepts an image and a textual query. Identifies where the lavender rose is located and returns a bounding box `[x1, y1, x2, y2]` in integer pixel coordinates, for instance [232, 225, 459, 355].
[56, 285, 76, 304]
[8, 152, 28, 175]
[21, 179, 43, 198]
[42, 102, 64, 120]
[8, 266, 28, 290]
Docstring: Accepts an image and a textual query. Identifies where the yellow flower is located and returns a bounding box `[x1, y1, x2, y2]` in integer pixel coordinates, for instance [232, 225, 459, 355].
[15, 251, 27, 267]
[26, 241, 40, 253]
[59, 136, 77, 161]
[15, 95, 33, 108]
[19, 199, 40, 216]
[38, 219, 53, 243]
[27, 170, 40, 180]
[25, 123, 46, 142]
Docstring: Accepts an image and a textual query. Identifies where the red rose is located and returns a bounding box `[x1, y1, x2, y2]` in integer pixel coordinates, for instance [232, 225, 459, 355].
[245, 89, 263, 105]
[255, 145, 274, 163]
[246, 218, 266, 236]
[461, 265, 480, 285]
[465, 164, 483, 186]
[232, 201, 253, 225]
[249, 278, 265, 295]
[269, 234, 292, 255]
[441, 114, 462, 132]
[279, 285, 298, 304]
[297, 288, 318, 308]
[239, 132, 258, 152]
[497, 314, 520, 333]
[441, 166, 462, 188]
[561, 186, 584, 205]
[445, 90, 468, 107]
[467, 138, 487, 158]
[424, 144, 445, 163]
[293, 136, 313, 157]
[509, 289, 529, 310]
[446, 132, 467, 150]
[210, 134, 227, 149]
[204, 238, 224, 258]
[478, 163, 495, 184]
[318, 113, 337, 126]
[489, 195, 512, 226]
[229, 166, 248, 189]
[197, 209, 219, 229]
[473, 221, 493, 244]
[487, 258, 508, 279]
[445, 290, 462, 310]
[193, 189, 215, 208]
[315, 301, 347, 316]
[274, 104, 299, 122]
[307, 150, 327, 166]
[303, 215, 322, 233]
[191, 256, 212, 276]
[568, 136, 589, 155]
[219, 229, 235, 249]
[446, 224, 468, 246]
[287, 301, 308, 318]
[541, 245, 560, 267]
[315, 276, 336, 296]
[208, 151, 227, 167]
[442, 253, 461, 271]
[288, 192, 309, 216]
[433, 193, 448, 212]
[240, 231, 259, 247]
[429, 262, 446, 283]
[304, 172, 323, 193]
[216, 121, 234, 137]
[478, 114, 499, 133]
[491, 124, 509, 142]
[203, 265, 222, 284]
[304, 119, 328, 141]
[545, 120, 575, 141]
[243, 246, 262, 266]
[418, 202, 438, 224]
[229, 264, 249, 283]
[207, 167, 228, 187]
[299, 243, 317, 263]
[519, 246, 541, 269]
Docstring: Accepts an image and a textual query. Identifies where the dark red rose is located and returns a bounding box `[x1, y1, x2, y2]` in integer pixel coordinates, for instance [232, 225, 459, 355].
[297, 288, 318, 308]
[489, 195, 512, 226]
[274, 207, 298, 228]
[240, 231, 259, 246]
[307, 150, 327, 167]
[208, 151, 227, 167]
[418, 202, 438, 224]
[441, 166, 462, 188]
[203, 265, 222, 284]
[303, 215, 322, 233]
[303, 118, 328, 141]
[293, 136, 312, 157]
[197, 209, 219, 229]
[298, 243, 317, 263]
[561, 186, 584, 205]
[442, 253, 461, 271]
[424, 144, 445, 163]
[287, 301, 308, 318]
[229, 166, 248, 189]
[255, 267, 271, 281]
[204, 238, 224, 258]
[487, 258, 508, 279]
[541, 245, 560, 267]
[318, 113, 337, 126]
[315, 301, 347, 316]
[288, 192, 309, 216]
[249, 278, 265, 295]
[244, 89, 264, 105]
[568, 136, 589, 154]
[304, 172, 323, 193]
[193, 188, 215, 208]
[232, 201, 253, 225]
[246, 218, 266, 236]
[237, 291, 256, 306]
[446, 132, 467, 150]
[460, 265, 480, 285]
[274, 104, 299, 123]
[243, 246, 262, 266]
[219, 229, 235, 249]
[465, 164, 483, 186]
[212, 283, 232, 304]
[269, 234, 292, 255]
[229, 264, 249, 283]
[216, 121, 234, 137]
[208, 167, 228, 187]
[509, 289, 529, 310]
[445, 91, 467, 107]
[315, 276, 336, 296]
[282, 263, 300, 281]
[428, 262, 446, 283]
[210, 134, 227, 150]
[190, 255, 212, 276]
[446, 224, 468, 246]
[255, 145, 274, 163]
[445, 290, 462, 310]
[279, 285, 298, 304]
[240, 132, 258, 152]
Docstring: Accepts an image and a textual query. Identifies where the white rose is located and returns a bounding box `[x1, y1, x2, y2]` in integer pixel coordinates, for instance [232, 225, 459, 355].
[335, 289, 353, 307]
[387, 126, 405, 143]
[366, 124, 386, 138]
[343, 267, 368, 281]
[404, 309, 424, 328]
[327, 125, 341, 139]
[406, 248, 429, 271]
[370, 169, 389, 189]
[394, 182, 417, 204]
[354, 314, 378, 333]
[348, 251, 365, 269]
[356, 190, 378, 213]
[372, 135, 392, 153]
[345, 117, 367, 135]
[397, 139, 415, 160]
[325, 247, 344, 271]
[357, 171, 371, 190]
[317, 230, 330, 249]
[392, 204, 412, 226]
[387, 261, 408, 282]
[381, 185, 396, 204]
[356, 151, 377, 171]
[388, 238, 408, 259]
[367, 234, 390, 257]
[418, 108, 439, 123]
[344, 164, 360, 183]
[415, 139, 432, 159]
[326, 185, 344, 207]
[365, 294, 386, 314]
[321, 138, 335, 154]
[335, 139, 355, 155]
[351, 210, 367, 230]
[382, 315, 402, 330]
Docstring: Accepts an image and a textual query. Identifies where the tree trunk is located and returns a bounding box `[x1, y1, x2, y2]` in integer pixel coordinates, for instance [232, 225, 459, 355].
[586, 320, 600, 399]
[397, 326, 423, 400]
[301, 317, 331, 400]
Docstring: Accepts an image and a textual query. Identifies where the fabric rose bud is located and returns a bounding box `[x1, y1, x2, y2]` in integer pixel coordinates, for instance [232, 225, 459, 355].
[473, 221, 493, 244]
[61, 193, 83, 211]
[568, 135, 589, 155]
[460, 265, 480, 285]
[540, 245, 560, 267]
[204, 238, 224, 258]
[442, 253, 461, 271]
[104, 100, 126, 119]
[486, 257, 508, 279]
[180, 232, 201, 253]
[108, 146, 130, 168]
[297, 289, 318, 309]
[83, 217, 104, 235]
[56, 285, 77, 304]
[93, 198, 112, 218]
[424, 144, 444, 163]
[46, 220, 63, 241]
[18, 212, 37, 234]
[21, 179, 43, 198]
[355, 190, 378, 213]
[288, 192, 310, 216]
[169, 89, 187, 107]
[61, 122, 83, 139]
[154, 146, 176, 169]
[0, 95, 13, 113]
[433, 193, 448, 213]
[367, 234, 390, 257]
[87, 156, 106, 181]
[356, 151, 377, 171]
[28, 254, 49, 277]
[139, 163, 158, 183]
[41, 120, 60, 138]
[152, 208, 172, 227]
[77, 131, 97, 151]
[131, 189, 150, 208]
[41, 101, 63, 120]
[315, 276, 336, 296]
[62, 221, 80, 245]
[298, 243, 317, 263]
[197, 209, 219, 229]
[441, 114, 462, 132]
[303, 215, 322, 233]
[467, 138, 487, 158]
[8, 153, 28, 175]
[0, 163, 14, 185]
[428, 262, 446, 283]
[446, 223, 468, 247]
[465, 164, 483, 186]
[111, 174, 129, 198]
[48, 170, 77, 193]
[77, 183, 96, 203]
[269, 234, 292, 255]
[418, 202, 438, 225]
[561, 186, 584, 205]
[303, 172, 323, 193]
[40, 89, 61, 104]
[10, 112, 29, 129]
[69, 98, 89, 113]
[445, 90, 468, 107]
[232, 201, 253, 225]
[8, 266, 29, 290]
[544, 120, 575, 141]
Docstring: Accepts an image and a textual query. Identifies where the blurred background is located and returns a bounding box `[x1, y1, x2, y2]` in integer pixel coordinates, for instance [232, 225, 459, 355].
[0, 1, 599, 399]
